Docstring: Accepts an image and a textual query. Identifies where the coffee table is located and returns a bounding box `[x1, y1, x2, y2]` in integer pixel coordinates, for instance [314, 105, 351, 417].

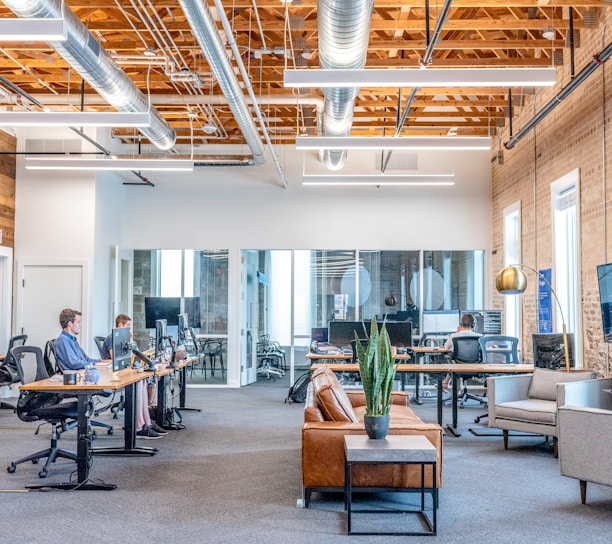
[344, 434, 438, 536]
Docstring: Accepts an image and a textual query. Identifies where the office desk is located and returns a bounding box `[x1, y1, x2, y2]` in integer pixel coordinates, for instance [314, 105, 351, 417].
[154, 356, 200, 430]
[311, 363, 534, 433]
[20, 367, 154, 491]
[306, 352, 353, 362]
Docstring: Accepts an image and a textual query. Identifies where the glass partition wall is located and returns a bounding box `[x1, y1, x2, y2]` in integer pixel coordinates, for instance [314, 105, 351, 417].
[132, 249, 486, 387]
[133, 249, 229, 385]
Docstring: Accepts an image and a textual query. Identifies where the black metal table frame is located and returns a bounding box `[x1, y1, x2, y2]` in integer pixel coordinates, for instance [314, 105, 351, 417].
[344, 458, 438, 536]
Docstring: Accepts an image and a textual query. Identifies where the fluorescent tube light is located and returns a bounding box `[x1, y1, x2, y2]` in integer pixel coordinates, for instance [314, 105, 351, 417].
[296, 136, 491, 150]
[24, 158, 194, 172]
[284, 67, 557, 88]
[302, 174, 455, 186]
[0, 111, 152, 127]
[0, 19, 67, 41]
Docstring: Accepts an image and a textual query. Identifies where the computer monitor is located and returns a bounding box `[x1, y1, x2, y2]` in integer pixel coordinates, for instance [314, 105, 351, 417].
[460, 310, 502, 335]
[177, 313, 189, 345]
[328, 321, 367, 347]
[597, 263, 612, 342]
[184, 296, 201, 329]
[421, 310, 460, 335]
[155, 319, 168, 359]
[385, 321, 412, 348]
[145, 297, 180, 328]
[532, 333, 575, 369]
[311, 327, 329, 343]
[111, 326, 132, 372]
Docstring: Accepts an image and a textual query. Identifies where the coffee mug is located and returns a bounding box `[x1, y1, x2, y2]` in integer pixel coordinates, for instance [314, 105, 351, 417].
[63, 372, 77, 385]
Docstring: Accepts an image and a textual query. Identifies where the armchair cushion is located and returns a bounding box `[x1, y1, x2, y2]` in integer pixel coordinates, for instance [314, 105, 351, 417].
[310, 366, 359, 423]
[527, 368, 594, 401]
[494, 398, 557, 425]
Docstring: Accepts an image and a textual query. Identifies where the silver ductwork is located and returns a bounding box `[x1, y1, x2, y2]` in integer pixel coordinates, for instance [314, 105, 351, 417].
[2, 0, 176, 150]
[318, 0, 374, 170]
[179, 0, 266, 166]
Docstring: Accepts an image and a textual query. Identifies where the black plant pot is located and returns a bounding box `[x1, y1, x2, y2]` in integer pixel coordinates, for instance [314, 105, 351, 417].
[363, 414, 390, 440]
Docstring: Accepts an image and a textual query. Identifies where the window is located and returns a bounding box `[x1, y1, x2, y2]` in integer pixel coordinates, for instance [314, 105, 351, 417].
[551, 169, 581, 365]
[503, 202, 521, 337]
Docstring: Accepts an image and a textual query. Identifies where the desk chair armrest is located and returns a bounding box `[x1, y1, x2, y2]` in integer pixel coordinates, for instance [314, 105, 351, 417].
[487, 373, 532, 405]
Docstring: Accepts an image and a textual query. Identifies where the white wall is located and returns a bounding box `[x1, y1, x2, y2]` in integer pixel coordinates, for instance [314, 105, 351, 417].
[13, 139, 492, 381]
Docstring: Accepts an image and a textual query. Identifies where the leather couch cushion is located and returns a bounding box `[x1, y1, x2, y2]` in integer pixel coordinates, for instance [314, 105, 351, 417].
[311, 367, 359, 423]
[527, 369, 595, 401]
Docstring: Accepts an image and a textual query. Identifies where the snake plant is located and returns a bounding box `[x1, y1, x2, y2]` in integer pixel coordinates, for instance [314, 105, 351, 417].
[355, 318, 399, 416]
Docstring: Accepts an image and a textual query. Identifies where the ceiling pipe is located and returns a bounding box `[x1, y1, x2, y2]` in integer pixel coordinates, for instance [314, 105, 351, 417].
[178, 0, 266, 167]
[505, 42, 612, 150]
[382, 0, 453, 173]
[318, 0, 375, 171]
[1, 0, 176, 151]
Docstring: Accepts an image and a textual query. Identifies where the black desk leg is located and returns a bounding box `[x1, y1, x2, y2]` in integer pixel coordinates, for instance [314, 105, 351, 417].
[26, 394, 117, 491]
[93, 382, 157, 456]
[436, 375, 443, 426]
[179, 365, 200, 412]
[446, 374, 461, 437]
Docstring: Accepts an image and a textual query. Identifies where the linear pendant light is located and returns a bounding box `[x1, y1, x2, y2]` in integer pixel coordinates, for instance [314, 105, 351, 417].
[302, 174, 455, 186]
[0, 111, 152, 127]
[284, 67, 557, 88]
[296, 136, 491, 150]
[24, 157, 194, 172]
[0, 19, 67, 41]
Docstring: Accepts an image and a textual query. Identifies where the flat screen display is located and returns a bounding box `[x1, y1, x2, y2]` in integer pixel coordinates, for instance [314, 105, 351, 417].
[422, 310, 460, 335]
[597, 263, 612, 342]
[155, 319, 168, 358]
[311, 327, 329, 343]
[177, 313, 188, 345]
[461, 310, 502, 335]
[112, 326, 132, 372]
[145, 297, 180, 328]
[184, 296, 201, 329]
[328, 321, 367, 347]
[385, 321, 413, 347]
[532, 333, 575, 369]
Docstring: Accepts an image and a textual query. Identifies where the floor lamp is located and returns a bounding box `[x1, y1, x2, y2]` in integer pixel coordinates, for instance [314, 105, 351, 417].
[496, 264, 571, 372]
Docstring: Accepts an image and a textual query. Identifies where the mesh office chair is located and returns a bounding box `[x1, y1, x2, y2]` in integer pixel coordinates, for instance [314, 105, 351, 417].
[450, 336, 484, 409]
[7, 345, 79, 478]
[473, 335, 521, 423]
[94, 336, 106, 358]
[0, 334, 28, 409]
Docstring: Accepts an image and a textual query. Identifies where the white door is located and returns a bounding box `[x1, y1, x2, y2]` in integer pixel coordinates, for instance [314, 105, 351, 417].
[0, 247, 13, 353]
[18, 264, 84, 351]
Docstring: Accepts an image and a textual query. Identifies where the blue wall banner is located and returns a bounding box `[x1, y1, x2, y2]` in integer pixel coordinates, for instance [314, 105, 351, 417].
[538, 268, 553, 333]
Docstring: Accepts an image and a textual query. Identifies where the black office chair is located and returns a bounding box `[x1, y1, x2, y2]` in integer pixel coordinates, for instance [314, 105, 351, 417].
[0, 334, 28, 410]
[449, 336, 485, 409]
[46, 339, 114, 434]
[6, 345, 79, 478]
[472, 335, 521, 423]
[94, 335, 106, 358]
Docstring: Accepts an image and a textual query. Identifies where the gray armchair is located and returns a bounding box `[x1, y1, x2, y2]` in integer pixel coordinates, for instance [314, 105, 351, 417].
[487, 368, 595, 456]
[558, 378, 612, 504]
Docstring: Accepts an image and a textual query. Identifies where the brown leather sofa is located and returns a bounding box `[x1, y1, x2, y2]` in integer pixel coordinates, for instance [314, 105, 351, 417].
[302, 366, 443, 507]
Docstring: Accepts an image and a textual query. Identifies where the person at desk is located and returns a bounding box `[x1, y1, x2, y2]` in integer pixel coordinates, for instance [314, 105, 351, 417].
[441, 313, 482, 390]
[100, 314, 166, 440]
[54, 308, 109, 371]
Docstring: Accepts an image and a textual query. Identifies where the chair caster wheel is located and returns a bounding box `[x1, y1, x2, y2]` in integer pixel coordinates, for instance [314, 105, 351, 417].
[38, 470, 48, 478]
[107, 428, 114, 435]
[32, 459, 39, 464]
[7, 464, 16, 473]
[474, 417, 481, 423]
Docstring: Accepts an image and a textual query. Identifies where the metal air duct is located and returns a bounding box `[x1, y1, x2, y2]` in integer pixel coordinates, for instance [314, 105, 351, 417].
[179, 0, 266, 166]
[318, 0, 374, 170]
[2, 0, 176, 151]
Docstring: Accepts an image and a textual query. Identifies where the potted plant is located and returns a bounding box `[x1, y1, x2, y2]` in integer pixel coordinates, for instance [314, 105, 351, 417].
[355, 317, 399, 439]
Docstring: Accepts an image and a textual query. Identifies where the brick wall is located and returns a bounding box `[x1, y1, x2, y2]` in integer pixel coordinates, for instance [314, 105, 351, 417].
[0, 130, 16, 249]
[491, 8, 612, 374]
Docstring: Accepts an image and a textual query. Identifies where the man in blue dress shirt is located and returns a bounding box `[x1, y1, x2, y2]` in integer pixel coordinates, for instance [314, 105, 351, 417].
[54, 308, 106, 371]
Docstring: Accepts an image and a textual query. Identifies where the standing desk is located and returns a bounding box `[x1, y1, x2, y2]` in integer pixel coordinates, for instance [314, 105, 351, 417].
[19, 367, 154, 491]
[154, 356, 200, 430]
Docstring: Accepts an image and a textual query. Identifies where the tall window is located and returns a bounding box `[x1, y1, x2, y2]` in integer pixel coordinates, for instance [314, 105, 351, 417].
[503, 202, 521, 337]
[551, 169, 581, 365]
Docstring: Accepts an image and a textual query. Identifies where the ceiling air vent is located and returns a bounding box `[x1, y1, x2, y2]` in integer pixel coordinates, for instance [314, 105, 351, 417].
[25, 139, 82, 157]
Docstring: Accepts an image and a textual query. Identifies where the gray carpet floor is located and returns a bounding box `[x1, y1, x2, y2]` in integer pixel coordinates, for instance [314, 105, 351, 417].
[1, 375, 611, 543]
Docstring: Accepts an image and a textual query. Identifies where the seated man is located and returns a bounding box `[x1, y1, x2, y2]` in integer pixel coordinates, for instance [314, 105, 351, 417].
[101, 313, 167, 439]
[441, 312, 482, 390]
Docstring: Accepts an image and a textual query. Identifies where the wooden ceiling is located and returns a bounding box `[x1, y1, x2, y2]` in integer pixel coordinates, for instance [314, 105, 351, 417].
[0, 1, 607, 150]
